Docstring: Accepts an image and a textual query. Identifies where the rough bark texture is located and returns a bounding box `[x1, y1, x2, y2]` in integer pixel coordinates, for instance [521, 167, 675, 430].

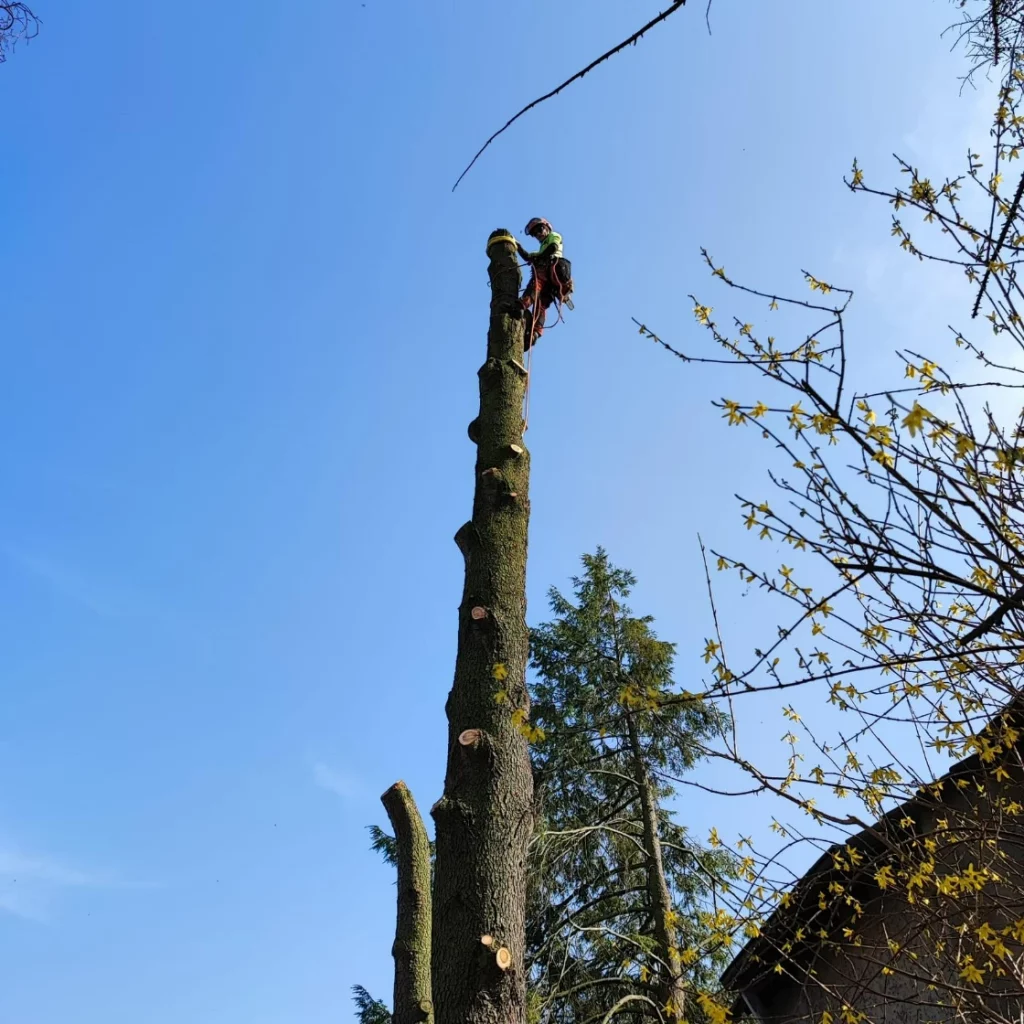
[382, 781, 433, 1024]
[431, 230, 535, 1024]
[626, 713, 686, 1022]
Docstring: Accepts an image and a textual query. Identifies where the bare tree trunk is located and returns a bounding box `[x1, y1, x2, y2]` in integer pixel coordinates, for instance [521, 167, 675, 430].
[382, 781, 433, 1024]
[431, 229, 535, 1024]
[625, 712, 686, 1022]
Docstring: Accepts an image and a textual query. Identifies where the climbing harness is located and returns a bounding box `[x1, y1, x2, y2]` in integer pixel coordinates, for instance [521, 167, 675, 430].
[521, 257, 573, 432]
[487, 229, 573, 433]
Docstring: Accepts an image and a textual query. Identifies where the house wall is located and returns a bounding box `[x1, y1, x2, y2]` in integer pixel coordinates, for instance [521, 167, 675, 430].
[748, 909, 947, 1024]
[738, 769, 1024, 1024]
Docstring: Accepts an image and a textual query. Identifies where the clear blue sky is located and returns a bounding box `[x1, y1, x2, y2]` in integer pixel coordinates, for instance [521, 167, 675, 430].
[0, 2, 990, 1021]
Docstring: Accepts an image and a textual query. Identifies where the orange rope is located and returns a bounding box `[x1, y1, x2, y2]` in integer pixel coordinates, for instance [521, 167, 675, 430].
[520, 252, 571, 431]
[523, 330, 534, 431]
[522, 272, 540, 432]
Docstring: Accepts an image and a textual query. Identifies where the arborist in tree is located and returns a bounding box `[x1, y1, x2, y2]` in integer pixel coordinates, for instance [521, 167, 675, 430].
[517, 217, 573, 349]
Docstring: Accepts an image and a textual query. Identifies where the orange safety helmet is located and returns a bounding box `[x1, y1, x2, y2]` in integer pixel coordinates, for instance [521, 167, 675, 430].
[524, 217, 551, 238]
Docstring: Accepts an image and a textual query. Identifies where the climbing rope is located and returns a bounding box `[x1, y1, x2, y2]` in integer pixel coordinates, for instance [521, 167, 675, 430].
[521, 258, 571, 432]
[523, 272, 540, 432]
[486, 234, 517, 251]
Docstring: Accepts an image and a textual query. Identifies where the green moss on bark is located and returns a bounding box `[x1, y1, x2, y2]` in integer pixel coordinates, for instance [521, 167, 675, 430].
[431, 230, 535, 1024]
[382, 781, 433, 1024]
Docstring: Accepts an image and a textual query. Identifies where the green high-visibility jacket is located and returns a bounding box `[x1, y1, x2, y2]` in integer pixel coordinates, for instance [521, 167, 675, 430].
[528, 232, 563, 261]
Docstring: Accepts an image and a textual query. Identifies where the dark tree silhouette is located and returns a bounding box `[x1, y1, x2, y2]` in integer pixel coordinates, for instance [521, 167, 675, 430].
[0, 3, 39, 63]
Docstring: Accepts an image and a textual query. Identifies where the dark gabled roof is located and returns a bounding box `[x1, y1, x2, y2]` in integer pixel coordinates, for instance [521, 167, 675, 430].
[720, 701, 1024, 998]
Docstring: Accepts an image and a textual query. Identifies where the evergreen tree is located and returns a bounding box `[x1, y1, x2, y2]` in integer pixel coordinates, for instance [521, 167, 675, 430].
[352, 986, 392, 1024]
[526, 551, 734, 1024]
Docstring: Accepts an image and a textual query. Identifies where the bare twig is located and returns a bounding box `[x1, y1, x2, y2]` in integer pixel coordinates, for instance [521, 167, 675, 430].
[452, 1, 688, 191]
[0, 2, 39, 61]
[971, 168, 1024, 317]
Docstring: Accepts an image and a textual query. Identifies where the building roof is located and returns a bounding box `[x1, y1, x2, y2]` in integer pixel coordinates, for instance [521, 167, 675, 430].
[720, 702, 1024, 1002]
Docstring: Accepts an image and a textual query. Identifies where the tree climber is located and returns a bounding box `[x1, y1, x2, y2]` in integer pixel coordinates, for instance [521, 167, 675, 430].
[517, 217, 573, 349]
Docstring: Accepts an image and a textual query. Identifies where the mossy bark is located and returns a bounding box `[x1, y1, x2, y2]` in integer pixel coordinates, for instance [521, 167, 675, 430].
[382, 781, 433, 1024]
[431, 230, 535, 1024]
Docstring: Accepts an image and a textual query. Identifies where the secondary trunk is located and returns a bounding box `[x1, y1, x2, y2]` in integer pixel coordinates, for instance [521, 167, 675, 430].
[381, 781, 433, 1024]
[431, 229, 535, 1024]
[625, 712, 686, 1022]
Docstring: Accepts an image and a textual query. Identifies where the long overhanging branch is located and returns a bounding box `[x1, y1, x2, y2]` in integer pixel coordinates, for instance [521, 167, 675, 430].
[452, 1, 688, 191]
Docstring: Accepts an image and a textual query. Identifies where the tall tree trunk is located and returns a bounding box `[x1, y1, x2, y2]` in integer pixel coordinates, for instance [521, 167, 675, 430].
[625, 712, 686, 1022]
[431, 229, 535, 1024]
[382, 781, 433, 1024]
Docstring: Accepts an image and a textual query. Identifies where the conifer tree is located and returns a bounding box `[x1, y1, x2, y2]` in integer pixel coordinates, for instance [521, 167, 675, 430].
[526, 551, 734, 1024]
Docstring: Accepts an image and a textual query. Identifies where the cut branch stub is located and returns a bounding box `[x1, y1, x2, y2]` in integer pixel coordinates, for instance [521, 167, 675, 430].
[478, 933, 510, 969]
[506, 444, 524, 457]
[459, 729, 484, 749]
[454, 522, 475, 559]
[470, 606, 488, 621]
[509, 359, 528, 377]
[479, 357, 502, 380]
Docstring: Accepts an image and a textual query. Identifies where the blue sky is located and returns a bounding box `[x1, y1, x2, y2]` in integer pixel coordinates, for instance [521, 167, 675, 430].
[0, 1, 997, 1021]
